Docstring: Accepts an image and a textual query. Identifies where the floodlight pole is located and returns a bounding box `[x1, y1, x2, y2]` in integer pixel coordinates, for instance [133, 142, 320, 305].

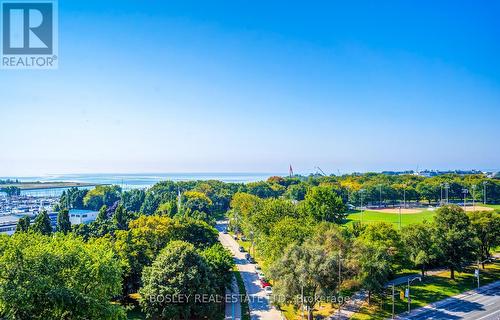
[444, 183, 450, 204]
[440, 183, 444, 206]
[379, 184, 382, 208]
[462, 188, 468, 211]
[472, 185, 476, 211]
[399, 204, 402, 229]
[483, 181, 487, 205]
[360, 189, 365, 225]
[407, 277, 422, 313]
[403, 187, 406, 208]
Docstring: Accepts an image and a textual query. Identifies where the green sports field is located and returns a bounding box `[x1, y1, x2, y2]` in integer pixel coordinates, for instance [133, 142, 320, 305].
[345, 209, 436, 227]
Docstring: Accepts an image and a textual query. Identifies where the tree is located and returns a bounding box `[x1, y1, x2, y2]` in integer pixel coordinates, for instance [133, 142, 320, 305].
[200, 243, 235, 293]
[113, 216, 218, 294]
[228, 192, 262, 234]
[56, 208, 71, 234]
[285, 183, 308, 201]
[0, 233, 125, 319]
[155, 200, 178, 217]
[139, 241, 218, 319]
[401, 222, 438, 276]
[250, 198, 299, 236]
[302, 185, 346, 223]
[353, 240, 392, 304]
[15, 216, 30, 233]
[433, 205, 478, 279]
[245, 181, 279, 198]
[468, 210, 500, 267]
[83, 185, 121, 211]
[96, 205, 108, 222]
[182, 190, 212, 214]
[113, 204, 130, 230]
[258, 217, 314, 267]
[1, 186, 21, 197]
[270, 239, 341, 320]
[121, 189, 146, 212]
[59, 187, 88, 209]
[31, 210, 52, 235]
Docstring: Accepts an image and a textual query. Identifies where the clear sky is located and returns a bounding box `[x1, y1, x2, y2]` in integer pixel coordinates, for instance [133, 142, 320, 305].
[1, 1, 499, 176]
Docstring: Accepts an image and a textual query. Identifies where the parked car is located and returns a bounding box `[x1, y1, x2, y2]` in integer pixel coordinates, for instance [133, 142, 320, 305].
[241, 236, 247, 241]
[260, 278, 271, 288]
[255, 265, 261, 274]
[233, 235, 239, 240]
[223, 229, 228, 234]
[265, 286, 273, 296]
[245, 253, 251, 261]
[257, 272, 265, 279]
[238, 246, 245, 252]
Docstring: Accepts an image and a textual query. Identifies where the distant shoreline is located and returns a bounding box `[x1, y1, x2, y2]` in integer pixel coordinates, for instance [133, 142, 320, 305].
[0, 182, 102, 191]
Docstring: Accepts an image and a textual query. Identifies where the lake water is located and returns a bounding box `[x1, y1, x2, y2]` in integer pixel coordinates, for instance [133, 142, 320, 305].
[1, 173, 281, 197]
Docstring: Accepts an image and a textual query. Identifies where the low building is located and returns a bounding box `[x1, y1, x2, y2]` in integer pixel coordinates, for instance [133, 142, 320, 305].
[69, 209, 98, 225]
[0, 209, 99, 235]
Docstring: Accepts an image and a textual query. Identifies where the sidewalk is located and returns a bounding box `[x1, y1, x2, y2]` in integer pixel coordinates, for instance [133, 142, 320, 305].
[329, 267, 450, 319]
[225, 275, 242, 320]
[394, 280, 500, 319]
[328, 290, 368, 320]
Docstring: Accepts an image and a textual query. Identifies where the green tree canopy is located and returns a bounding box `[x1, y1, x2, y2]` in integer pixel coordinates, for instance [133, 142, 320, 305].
[15, 216, 30, 233]
[401, 222, 439, 276]
[468, 210, 500, 265]
[31, 210, 52, 235]
[0, 233, 125, 320]
[301, 185, 346, 223]
[56, 208, 71, 234]
[139, 241, 218, 319]
[433, 205, 478, 279]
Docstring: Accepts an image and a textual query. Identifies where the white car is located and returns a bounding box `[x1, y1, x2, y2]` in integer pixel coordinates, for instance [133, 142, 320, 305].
[265, 286, 273, 295]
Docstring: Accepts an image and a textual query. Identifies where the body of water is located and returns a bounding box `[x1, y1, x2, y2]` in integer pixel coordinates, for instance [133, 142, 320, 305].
[1, 173, 281, 197]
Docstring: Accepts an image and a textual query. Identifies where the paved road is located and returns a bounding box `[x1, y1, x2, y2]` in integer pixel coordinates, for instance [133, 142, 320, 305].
[216, 221, 283, 320]
[397, 281, 500, 320]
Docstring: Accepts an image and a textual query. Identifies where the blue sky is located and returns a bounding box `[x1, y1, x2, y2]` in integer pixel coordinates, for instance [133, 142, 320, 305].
[1, 1, 499, 176]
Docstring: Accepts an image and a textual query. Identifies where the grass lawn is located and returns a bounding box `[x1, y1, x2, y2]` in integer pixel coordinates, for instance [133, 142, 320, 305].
[282, 302, 338, 320]
[351, 262, 500, 320]
[483, 204, 500, 210]
[345, 209, 436, 228]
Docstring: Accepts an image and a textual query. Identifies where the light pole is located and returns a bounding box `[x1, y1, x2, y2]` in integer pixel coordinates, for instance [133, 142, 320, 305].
[390, 284, 395, 319]
[337, 250, 344, 317]
[472, 185, 477, 211]
[403, 186, 406, 209]
[359, 189, 365, 225]
[444, 183, 450, 204]
[379, 184, 382, 208]
[440, 183, 443, 206]
[476, 259, 491, 288]
[399, 204, 402, 229]
[407, 277, 422, 313]
[483, 181, 487, 205]
[462, 188, 469, 211]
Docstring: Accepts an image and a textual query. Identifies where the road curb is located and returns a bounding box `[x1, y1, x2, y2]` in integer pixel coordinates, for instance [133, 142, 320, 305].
[395, 280, 500, 319]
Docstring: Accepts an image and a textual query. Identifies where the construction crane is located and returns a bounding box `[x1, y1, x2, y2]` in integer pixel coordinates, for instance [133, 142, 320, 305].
[315, 167, 327, 176]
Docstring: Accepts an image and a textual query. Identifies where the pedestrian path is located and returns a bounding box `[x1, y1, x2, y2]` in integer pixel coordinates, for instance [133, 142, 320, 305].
[225, 275, 242, 320]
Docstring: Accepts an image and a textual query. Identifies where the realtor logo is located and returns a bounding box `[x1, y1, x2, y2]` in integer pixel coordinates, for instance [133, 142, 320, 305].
[1, 0, 58, 69]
